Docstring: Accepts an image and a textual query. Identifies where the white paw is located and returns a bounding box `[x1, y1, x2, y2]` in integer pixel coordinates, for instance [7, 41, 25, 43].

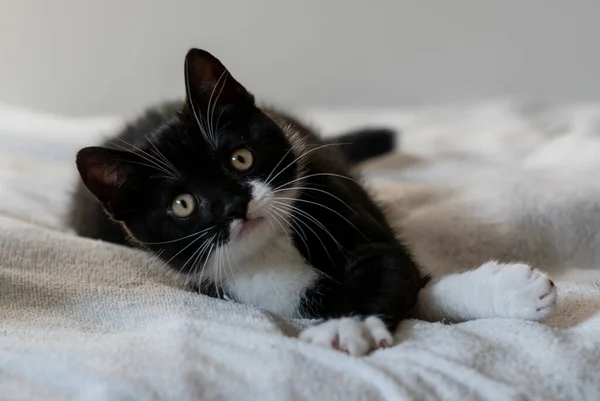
[477, 261, 557, 320]
[298, 316, 393, 356]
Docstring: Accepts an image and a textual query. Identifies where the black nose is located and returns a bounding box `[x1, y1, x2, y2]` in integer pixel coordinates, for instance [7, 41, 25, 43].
[222, 196, 247, 220]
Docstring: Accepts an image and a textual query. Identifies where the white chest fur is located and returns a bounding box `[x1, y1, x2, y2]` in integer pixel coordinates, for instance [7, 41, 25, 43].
[216, 235, 318, 318]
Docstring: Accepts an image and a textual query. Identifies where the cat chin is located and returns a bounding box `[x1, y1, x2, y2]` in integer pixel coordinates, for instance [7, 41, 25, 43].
[229, 217, 266, 241]
[223, 179, 298, 261]
[225, 214, 283, 261]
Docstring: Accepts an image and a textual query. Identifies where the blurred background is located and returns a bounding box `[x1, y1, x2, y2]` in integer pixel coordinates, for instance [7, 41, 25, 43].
[0, 0, 599, 117]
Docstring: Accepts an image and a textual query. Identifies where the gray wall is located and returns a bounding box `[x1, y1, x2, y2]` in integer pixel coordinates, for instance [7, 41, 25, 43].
[0, 0, 598, 116]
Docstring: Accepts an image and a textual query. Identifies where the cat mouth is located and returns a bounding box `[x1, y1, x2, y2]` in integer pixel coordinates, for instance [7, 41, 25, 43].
[232, 217, 265, 240]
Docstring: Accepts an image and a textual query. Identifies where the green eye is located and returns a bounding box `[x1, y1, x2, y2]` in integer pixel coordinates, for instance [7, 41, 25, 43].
[170, 193, 196, 218]
[230, 148, 254, 172]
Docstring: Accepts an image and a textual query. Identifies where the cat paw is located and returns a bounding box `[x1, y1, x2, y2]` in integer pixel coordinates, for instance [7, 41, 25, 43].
[298, 316, 393, 356]
[479, 261, 557, 321]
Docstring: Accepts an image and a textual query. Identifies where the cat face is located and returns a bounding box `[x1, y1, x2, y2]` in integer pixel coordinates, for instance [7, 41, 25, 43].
[76, 49, 303, 276]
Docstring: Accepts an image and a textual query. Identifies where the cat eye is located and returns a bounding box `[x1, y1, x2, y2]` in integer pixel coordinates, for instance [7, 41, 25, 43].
[170, 193, 196, 218]
[230, 148, 254, 172]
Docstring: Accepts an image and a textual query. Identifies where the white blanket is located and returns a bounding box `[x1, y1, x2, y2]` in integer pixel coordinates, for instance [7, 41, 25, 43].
[1, 101, 599, 400]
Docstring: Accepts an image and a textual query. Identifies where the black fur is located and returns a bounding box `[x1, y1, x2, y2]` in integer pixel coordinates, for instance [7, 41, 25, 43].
[68, 48, 424, 331]
[325, 128, 396, 165]
[68, 106, 396, 245]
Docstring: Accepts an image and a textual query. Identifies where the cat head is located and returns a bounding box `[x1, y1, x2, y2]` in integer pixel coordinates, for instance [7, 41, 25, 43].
[76, 48, 305, 278]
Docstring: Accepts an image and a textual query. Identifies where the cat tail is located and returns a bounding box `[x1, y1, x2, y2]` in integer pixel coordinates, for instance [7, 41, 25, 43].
[325, 127, 398, 165]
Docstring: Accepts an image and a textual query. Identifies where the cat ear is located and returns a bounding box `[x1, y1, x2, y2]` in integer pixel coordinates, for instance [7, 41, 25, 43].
[76, 147, 138, 219]
[183, 48, 254, 115]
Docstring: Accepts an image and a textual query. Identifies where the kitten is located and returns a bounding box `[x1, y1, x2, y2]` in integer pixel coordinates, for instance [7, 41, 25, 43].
[69, 48, 557, 356]
[68, 99, 396, 247]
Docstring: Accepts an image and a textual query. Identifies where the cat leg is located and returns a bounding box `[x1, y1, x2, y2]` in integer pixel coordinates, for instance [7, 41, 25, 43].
[299, 316, 393, 356]
[299, 244, 423, 356]
[415, 261, 557, 322]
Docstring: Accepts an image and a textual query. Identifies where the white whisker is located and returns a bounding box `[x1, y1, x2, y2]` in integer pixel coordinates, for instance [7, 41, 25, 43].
[272, 201, 344, 251]
[112, 138, 178, 178]
[201, 242, 216, 294]
[135, 226, 214, 246]
[274, 196, 366, 239]
[178, 234, 214, 284]
[273, 172, 359, 192]
[148, 140, 180, 177]
[207, 70, 228, 146]
[272, 186, 357, 214]
[272, 201, 334, 241]
[269, 208, 311, 260]
[271, 204, 340, 284]
[216, 235, 225, 299]
[188, 235, 209, 285]
[264, 143, 343, 188]
[124, 160, 176, 177]
[196, 234, 217, 289]
[109, 141, 175, 178]
[140, 249, 164, 281]
[214, 106, 229, 138]
[160, 229, 213, 268]
[264, 147, 294, 185]
[271, 204, 337, 265]
[184, 57, 211, 143]
[222, 240, 236, 289]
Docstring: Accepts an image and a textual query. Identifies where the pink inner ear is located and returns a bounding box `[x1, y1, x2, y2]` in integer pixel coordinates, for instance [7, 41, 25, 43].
[88, 163, 119, 188]
[191, 61, 220, 86]
[186, 48, 225, 86]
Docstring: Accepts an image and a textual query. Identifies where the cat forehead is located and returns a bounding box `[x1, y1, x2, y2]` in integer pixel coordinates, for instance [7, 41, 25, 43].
[136, 108, 304, 183]
[184, 107, 275, 141]
[139, 119, 284, 173]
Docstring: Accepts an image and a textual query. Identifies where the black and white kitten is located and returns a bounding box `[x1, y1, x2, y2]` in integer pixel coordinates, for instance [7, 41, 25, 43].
[69, 49, 557, 356]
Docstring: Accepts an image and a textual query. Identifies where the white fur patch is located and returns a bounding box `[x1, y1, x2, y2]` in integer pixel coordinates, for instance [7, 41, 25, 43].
[202, 180, 318, 318]
[222, 234, 317, 318]
[299, 316, 393, 356]
[247, 181, 272, 219]
[416, 261, 557, 322]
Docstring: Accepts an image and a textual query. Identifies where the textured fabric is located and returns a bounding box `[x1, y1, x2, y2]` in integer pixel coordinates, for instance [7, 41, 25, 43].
[1, 215, 599, 401]
[1, 101, 600, 400]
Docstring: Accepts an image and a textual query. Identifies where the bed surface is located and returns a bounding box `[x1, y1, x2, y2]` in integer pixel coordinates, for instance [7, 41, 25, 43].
[1, 101, 599, 400]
